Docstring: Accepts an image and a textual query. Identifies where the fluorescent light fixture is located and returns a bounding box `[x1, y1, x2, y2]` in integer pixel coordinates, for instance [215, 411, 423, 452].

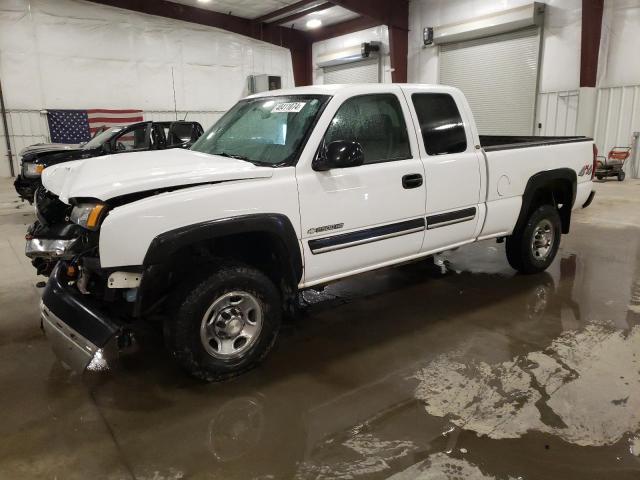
[306, 18, 322, 29]
[197, 0, 211, 3]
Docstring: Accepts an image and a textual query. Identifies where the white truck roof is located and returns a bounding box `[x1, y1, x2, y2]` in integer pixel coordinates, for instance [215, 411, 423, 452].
[246, 83, 460, 98]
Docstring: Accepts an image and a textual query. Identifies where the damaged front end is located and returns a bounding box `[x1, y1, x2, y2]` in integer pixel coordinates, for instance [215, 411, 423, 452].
[33, 189, 142, 373]
[41, 262, 135, 373]
[25, 188, 95, 276]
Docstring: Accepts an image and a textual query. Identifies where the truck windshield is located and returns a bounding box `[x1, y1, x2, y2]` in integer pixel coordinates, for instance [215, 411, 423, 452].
[82, 127, 123, 150]
[191, 95, 330, 166]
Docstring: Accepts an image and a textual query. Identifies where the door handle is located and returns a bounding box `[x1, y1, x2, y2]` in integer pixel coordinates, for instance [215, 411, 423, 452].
[402, 173, 423, 189]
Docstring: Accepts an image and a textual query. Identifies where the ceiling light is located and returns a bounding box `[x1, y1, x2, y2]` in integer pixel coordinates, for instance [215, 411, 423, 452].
[306, 18, 322, 29]
[197, 0, 211, 3]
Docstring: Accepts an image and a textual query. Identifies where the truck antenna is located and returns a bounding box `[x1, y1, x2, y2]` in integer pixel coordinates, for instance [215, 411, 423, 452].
[171, 67, 178, 121]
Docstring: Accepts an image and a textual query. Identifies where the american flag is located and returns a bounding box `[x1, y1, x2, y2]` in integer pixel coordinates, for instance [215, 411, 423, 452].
[47, 109, 144, 143]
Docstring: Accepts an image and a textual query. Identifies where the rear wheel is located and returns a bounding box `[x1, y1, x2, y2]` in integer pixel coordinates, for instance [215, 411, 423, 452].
[165, 263, 281, 382]
[506, 205, 561, 274]
[618, 171, 626, 181]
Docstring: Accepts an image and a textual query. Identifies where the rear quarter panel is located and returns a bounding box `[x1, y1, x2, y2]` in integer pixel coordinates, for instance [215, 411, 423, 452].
[480, 140, 594, 238]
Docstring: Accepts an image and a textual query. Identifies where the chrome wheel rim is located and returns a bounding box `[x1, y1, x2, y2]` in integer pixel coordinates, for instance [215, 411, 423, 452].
[200, 291, 263, 359]
[531, 219, 554, 261]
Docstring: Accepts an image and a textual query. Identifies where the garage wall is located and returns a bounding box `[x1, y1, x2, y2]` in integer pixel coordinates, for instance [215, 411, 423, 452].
[0, 0, 295, 177]
[535, 90, 580, 136]
[408, 0, 582, 92]
[312, 26, 391, 85]
[407, 0, 582, 136]
[439, 27, 541, 135]
[593, 0, 640, 161]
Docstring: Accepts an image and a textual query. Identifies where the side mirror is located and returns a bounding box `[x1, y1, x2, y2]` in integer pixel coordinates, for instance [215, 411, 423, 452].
[313, 140, 364, 171]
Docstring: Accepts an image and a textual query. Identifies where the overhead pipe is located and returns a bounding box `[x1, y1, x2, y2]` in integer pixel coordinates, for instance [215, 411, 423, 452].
[0, 75, 14, 177]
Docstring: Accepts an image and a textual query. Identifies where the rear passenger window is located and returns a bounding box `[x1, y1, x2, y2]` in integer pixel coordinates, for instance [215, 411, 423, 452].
[323, 94, 411, 164]
[412, 93, 467, 155]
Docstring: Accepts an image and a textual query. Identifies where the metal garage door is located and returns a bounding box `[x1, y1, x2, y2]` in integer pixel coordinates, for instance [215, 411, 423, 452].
[440, 27, 541, 135]
[323, 58, 380, 84]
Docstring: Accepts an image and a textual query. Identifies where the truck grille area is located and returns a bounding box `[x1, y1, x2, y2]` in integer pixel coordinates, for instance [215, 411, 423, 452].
[35, 188, 71, 226]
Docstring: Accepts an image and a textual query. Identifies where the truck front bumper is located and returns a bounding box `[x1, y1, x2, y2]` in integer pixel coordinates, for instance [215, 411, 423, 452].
[41, 262, 122, 373]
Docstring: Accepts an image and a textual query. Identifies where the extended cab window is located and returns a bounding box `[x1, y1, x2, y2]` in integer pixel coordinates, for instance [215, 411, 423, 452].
[191, 95, 330, 166]
[324, 94, 411, 164]
[411, 93, 467, 155]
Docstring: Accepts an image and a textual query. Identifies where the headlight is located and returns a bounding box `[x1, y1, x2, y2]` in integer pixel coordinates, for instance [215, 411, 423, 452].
[25, 238, 78, 259]
[24, 163, 45, 178]
[70, 203, 108, 230]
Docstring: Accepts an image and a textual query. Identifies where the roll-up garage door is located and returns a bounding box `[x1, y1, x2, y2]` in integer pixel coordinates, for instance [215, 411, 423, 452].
[323, 58, 380, 84]
[439, 27, 540, 135]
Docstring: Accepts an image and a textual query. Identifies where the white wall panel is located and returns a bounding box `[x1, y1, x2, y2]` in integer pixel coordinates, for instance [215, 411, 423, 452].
[0, 110, 49, 176]
[535, 90, 579, 136]
[594, 85, 640, 165]
[598, 0, 640, 88]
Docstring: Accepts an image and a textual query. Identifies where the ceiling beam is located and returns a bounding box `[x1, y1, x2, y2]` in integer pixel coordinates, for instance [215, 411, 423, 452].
[89, 0, 253, 36]
[304, 15, 381, 43]
[273, 2, 333, 27]
[389, 26, 408, 83]
[327, 0, 408, 30]
[254, 0, 323, 23]
[86, 0, 313, 85]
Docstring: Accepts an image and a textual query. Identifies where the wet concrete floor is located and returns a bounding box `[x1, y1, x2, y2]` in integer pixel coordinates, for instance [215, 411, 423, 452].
[1, 178, 640, 479]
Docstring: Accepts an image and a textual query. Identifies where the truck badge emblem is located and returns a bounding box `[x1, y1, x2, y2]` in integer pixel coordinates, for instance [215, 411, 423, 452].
[307, 223, 344, 235]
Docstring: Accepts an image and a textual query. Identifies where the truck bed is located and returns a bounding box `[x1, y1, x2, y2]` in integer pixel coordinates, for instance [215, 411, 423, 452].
[480, 135, 592, 152]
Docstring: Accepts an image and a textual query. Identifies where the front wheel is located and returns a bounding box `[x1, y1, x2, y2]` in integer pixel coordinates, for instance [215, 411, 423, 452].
[165, 263, 281, 382]
[506, 205, 561, 274]
[618, 171, 626, 181]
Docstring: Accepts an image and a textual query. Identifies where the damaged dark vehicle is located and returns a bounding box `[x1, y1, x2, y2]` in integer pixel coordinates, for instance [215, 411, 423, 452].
[14, 120, 204, 202]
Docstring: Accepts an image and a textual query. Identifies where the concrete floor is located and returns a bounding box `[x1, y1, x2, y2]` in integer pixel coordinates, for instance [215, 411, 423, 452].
[1, 177, 640, 480]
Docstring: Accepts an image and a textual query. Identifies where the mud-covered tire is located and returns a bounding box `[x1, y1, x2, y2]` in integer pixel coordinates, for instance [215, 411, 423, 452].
[506, 205, 561, 274]
[164, 263, 281, 382]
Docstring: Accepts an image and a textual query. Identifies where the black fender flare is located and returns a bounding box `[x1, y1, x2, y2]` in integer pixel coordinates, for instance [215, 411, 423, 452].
[142, 213, 303, 285]
[515, 168, 577, 234]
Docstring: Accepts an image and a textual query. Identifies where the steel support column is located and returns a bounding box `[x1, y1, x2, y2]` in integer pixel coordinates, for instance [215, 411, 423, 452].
[580, 0, 604, 87]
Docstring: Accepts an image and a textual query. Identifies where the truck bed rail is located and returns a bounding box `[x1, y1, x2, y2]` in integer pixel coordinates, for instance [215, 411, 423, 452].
[480, 135, 592, 152]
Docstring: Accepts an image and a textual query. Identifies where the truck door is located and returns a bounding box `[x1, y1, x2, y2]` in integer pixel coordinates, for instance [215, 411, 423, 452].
[296, 90, 426, 285]
[109, 122, 153, 153]
[402, 87, 483, 253]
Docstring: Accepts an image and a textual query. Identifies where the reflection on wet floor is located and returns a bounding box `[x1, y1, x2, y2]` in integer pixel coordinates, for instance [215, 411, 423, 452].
[2, 179, 640, 479]
[75, 224, 640, 480]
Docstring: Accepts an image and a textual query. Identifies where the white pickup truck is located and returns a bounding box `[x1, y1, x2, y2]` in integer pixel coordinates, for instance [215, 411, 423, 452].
[33, 84, 596, 381]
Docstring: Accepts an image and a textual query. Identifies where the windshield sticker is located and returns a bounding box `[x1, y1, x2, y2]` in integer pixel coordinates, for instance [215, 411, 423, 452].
[271, 102, 306, 113]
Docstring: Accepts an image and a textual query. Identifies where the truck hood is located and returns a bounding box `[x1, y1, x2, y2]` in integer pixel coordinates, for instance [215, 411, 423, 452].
[20, 142, 81, 157]
[41, 149, 274, 203]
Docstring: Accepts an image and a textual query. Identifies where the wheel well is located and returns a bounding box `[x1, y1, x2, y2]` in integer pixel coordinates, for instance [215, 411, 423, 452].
[518, 170, 576, 235]
[139, 214, 303, 318]
[154, 231, 299, 316]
